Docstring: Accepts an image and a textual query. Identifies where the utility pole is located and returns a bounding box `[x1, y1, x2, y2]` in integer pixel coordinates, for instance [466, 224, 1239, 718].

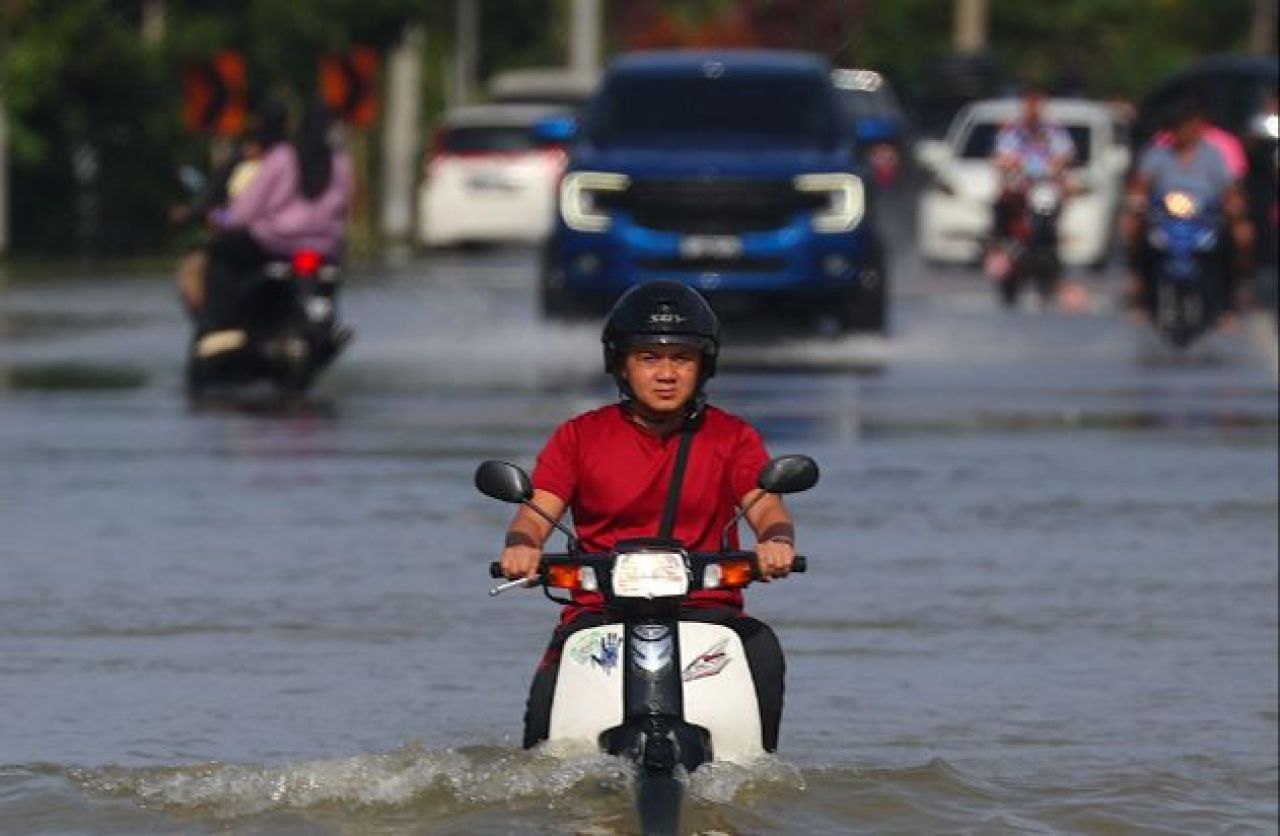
[140, 0, 166, 45]
[569, 0, 602, 77]
[0, 101, 8, 257]
[452, 0, 479, 106]
[1250, 0, 1276, 56]
[953, 0, 988, 53]
[380, 23, 425, 245]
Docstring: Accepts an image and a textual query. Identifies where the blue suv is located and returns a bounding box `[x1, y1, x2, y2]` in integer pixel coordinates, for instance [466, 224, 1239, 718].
[539, 50, 888, 334]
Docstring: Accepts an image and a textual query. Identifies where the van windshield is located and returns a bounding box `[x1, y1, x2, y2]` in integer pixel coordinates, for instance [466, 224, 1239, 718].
[958, 121, 1093, 167]
[587, 74, 839, 148]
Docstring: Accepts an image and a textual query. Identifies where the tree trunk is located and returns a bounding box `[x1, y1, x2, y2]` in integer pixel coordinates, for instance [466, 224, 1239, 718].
[0, 100, 8, 256]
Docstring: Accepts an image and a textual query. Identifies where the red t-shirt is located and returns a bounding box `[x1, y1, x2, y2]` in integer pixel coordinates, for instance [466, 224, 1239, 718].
[532, 403, 770, 621]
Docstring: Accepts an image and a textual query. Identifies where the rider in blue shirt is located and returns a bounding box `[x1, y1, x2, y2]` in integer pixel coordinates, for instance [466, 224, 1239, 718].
[1121, 97, 1254, 324]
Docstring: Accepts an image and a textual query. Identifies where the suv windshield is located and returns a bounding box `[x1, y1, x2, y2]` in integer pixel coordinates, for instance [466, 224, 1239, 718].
[588, 74, 838, 148]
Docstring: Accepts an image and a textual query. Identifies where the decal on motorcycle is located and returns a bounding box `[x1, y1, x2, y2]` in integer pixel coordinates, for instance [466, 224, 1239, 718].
[631, 624, 674, 673]
[681, 637, 732, 682]
[633, 624, 670, 641]
[566, 629, 622, 675]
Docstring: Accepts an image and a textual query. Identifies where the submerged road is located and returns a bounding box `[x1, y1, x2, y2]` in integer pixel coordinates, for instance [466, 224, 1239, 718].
[0, 240, 1276, 834]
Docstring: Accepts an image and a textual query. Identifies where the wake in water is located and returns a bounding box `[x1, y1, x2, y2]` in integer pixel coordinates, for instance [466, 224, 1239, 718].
[68, 743, 806, 830]
[27, 748, 1279, 833]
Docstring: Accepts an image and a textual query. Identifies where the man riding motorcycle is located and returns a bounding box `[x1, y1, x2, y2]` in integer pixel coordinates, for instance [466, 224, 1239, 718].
[985, 88, 1076, 293]
[497, 280, 799, 751]
[1121, 97, 1255, 327]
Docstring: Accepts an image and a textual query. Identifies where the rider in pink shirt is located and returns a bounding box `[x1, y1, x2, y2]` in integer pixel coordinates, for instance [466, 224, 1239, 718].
[226, 133, 354, 260]
[198, 98, 354, 347]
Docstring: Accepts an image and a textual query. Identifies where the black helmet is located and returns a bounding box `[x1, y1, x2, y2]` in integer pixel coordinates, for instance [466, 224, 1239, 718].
[602, 280, 720, 381]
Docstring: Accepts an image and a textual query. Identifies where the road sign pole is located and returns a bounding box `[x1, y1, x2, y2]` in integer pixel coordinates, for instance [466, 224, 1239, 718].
[0, 99, 8, 257]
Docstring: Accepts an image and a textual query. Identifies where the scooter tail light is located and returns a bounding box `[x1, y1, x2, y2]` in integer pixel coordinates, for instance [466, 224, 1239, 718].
[292, 250, 323, 278]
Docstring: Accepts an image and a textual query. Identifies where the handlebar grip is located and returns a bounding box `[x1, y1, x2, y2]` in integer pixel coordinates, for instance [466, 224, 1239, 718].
[792, 556, 807, 573]
[489, 561, 503, 578]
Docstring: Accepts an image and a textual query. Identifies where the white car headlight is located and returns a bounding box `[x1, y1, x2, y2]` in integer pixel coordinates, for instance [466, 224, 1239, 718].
[794, 173, 865, 233]
[559, 171, 630, 232]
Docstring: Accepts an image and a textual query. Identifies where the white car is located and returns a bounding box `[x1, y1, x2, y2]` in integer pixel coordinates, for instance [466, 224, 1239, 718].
[915, 97, 1131, 268]
[417, 103, 571, 247]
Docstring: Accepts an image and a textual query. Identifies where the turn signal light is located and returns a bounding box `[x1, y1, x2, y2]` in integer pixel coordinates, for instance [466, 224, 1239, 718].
[718, 560, 755, 588]
[546, 565, 579, 589]
[703, 560, 755, 589]
[545, 565, 598, 592]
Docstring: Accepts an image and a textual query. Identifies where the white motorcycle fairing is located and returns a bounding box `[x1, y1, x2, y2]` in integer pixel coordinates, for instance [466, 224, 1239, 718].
[548, 621, 765, 764]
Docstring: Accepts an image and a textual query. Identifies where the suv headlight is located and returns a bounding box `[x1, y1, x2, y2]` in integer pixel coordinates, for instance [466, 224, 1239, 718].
[794, 173, 865, 233]
[560, 171, 630, 232]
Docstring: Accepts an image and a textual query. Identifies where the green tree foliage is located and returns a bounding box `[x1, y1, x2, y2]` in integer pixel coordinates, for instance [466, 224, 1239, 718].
[0, 0, 1268, 257]
[2, 0, 179, 254]
[1, 0, 443, 257]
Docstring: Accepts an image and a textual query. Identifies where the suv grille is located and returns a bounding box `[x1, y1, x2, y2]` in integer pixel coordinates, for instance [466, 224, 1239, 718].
[608, 178, 813, 234]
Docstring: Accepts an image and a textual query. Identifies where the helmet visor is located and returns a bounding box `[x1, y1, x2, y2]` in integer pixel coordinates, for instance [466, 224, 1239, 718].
[616, 333, 713, 353]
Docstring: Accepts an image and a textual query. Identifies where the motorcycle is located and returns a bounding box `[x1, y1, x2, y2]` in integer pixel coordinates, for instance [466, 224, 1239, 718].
[475, 454, 818, 836]
[185, 249, 353, 397]
[985, 161, 1064, 309]
[1142, 188, 1222, 349]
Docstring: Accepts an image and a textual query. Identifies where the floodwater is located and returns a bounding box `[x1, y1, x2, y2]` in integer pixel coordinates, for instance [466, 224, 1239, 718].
[1, 247, 1276, 835]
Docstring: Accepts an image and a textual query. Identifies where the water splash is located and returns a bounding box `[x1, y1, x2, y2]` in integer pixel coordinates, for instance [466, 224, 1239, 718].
[70, 744, 638, 819]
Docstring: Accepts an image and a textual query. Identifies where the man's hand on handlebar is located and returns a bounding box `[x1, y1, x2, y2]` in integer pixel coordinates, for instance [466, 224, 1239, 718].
[754, 536, 796, 582]
[499, 545, 542, 580]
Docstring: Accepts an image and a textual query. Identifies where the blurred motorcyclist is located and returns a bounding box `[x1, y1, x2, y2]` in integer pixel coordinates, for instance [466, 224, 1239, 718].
[170, 102, 286, 319]
[985, 88, 1076, 280]
[1121, 97, 1255, 326]
[196, 97, 355, 358]
[1244, 91, 1277, 277]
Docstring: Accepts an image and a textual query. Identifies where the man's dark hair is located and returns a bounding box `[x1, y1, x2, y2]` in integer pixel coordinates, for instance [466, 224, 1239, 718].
[296, 97, 335, 200]
[1162, 95, 1207, 131]
[253, 97, 289, 149]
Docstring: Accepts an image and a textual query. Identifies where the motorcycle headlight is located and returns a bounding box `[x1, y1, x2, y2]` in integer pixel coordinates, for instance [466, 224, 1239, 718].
[611, 551, 688, 598]
[559, 171, 630, 232]
[1162, 191, 1197, 219]
[794, 173, 865, 233]
[1028, 181, 1060, 214]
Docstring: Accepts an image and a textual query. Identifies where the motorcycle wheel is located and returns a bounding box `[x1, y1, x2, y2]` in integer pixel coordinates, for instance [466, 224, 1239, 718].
[184, 353, 207, 398]
[636, 771, 683, 836]
[839, 237, 889, 334]
[1030, 249, 1061, 304]
[998, 270, 1021, 309]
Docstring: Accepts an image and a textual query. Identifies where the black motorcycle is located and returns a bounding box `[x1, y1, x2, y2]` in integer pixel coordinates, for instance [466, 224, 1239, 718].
[476, 454, 818, 836]
[987, 170, 1064, 309]
[186, 249, 353, 396]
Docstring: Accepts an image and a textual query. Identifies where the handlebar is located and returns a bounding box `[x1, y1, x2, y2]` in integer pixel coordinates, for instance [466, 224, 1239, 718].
[487, 552, 808, 579]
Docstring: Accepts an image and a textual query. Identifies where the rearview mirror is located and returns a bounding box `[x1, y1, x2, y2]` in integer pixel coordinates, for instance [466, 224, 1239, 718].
[474, 460, 533, 504]
[1104, 145, 1131, 175]
[532, 115, 577, 145]
[758, 455, 820, 495]
[913, 139, 950, 172]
